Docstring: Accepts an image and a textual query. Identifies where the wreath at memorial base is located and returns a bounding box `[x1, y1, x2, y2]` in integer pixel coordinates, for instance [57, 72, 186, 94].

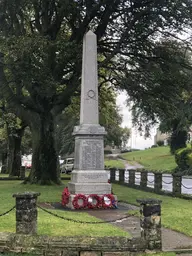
[87, 194, 102, 209]
[61, 187, 70, 206]
[72, 194, 88, 209]
[102, 194, 115, 208]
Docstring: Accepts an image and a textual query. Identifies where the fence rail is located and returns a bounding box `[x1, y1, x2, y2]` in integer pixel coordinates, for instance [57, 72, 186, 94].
[109, 168, 192, 197]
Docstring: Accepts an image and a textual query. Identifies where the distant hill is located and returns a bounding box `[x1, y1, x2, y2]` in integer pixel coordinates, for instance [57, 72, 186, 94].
[121, 146, 177, 173]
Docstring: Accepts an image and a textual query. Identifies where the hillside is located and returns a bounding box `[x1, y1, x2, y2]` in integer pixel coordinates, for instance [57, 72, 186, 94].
[121, 146, 177, 172]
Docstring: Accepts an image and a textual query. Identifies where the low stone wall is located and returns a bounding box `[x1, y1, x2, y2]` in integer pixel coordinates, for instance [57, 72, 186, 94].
[0, 232, 146, 256]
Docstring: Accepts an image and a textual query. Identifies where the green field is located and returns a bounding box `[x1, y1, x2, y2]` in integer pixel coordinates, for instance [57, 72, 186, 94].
[121, 146, 177, 172]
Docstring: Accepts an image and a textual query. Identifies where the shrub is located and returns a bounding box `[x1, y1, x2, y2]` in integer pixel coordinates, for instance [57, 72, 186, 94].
[175, 146, 192, 170]
[151, 145, 158, 148]
[121, 149, 132, 153]
[170, 130, 188, 154]
[104, 150, 112, 155]
[156, 140, 164, 146]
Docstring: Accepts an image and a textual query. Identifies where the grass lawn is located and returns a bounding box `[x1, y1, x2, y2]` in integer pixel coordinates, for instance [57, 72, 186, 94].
[0, 180, 128, 237]
[121, 146, 177, 172]
[1, 179, 192, 238]
[104, 158, 125, 169]
[113, 184, 192, 237]
[0, 173, 71, 179]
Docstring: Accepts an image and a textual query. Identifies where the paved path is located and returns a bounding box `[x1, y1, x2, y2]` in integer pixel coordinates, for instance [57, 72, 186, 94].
[88, 202, 192, 252]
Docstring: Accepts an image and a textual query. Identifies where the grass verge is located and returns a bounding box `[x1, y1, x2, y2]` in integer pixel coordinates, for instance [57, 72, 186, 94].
[0, 181, 128, 237]
[113, 184, 192, 237]
[104, 158, 125, 169]
[121, 146, 176, 172]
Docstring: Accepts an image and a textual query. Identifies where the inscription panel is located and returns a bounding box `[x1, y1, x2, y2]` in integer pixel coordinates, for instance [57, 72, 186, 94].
[71, 171, 108, 183]
[74, 137, 81, 169]
[81, 140, 103, 170]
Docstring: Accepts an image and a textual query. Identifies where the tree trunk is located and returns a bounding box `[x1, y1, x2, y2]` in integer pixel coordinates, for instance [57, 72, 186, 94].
[2, 153, 7, 166]
[8, 128, 24, 177]
[0, 152, 7, 173]
[29, 113, 61, 185]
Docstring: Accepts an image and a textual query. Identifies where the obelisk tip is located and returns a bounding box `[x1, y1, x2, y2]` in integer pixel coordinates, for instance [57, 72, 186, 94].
[86, 30, 96, 36]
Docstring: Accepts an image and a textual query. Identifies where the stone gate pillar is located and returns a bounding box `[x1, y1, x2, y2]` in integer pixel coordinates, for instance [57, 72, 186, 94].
[137, 198, 162, 250]
[13, 192, 40, 234]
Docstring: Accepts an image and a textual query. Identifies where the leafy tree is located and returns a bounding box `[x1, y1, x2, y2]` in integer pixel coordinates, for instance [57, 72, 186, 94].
[21, 127, 32, 155]
[121, 127, 131, 149]
[6, 114, 26, 176]
[126, 40, 192, 133]
[56, 86, 123, 156]
[0, 121, 7, 172]
[160, 118, 188, 154]
[0, 106, 31, 176]
[0, 1, 191, 184]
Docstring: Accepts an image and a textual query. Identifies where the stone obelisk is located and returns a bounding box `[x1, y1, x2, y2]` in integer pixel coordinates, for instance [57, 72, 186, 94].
[67, 31, 113, 209]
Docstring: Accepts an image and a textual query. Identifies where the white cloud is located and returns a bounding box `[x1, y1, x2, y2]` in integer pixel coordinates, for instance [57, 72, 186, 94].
[116, 91, 156, 149]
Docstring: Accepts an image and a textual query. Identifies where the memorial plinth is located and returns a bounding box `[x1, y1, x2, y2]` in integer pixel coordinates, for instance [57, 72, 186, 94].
[67, 31, 116, 209]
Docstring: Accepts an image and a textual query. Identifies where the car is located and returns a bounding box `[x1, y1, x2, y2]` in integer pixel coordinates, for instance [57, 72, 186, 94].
[24, 162, 32, 169]
[60, 158, 74, 174]
[22, 154, 32, 169]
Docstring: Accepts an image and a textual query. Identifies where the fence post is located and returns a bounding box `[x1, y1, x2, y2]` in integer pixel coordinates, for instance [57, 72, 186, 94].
[140, 171, 147, 188]
[172, 173, 182, 196]
[13, 192, 40, 235]
[129, 170, 135, 186]
[137, 198, 162, 250]
[20, 166, 26, 179]
[154, 173, 162, 193]
[119, 169, 125, 184]
[110, 168, 116, 182]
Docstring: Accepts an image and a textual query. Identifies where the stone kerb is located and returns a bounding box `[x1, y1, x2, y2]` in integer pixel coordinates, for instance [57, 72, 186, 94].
[13, 192, 40, 235]
[137, 198, 162, 250]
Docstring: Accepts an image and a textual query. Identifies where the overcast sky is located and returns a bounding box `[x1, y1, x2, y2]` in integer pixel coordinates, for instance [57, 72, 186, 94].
[116, 91, 157, 150]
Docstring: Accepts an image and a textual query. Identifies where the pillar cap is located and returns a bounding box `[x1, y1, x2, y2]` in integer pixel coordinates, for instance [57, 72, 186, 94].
[136, 198, 162, 205]
[13, 192, 40, 199]
[172, 172, 182, 177]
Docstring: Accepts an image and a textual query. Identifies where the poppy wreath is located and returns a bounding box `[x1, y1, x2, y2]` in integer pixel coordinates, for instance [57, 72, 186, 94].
[87, 194, 102, 209]
[102, 194, 115, 208]
[72, 194, 88, 209]
[61, 187, 70, 206]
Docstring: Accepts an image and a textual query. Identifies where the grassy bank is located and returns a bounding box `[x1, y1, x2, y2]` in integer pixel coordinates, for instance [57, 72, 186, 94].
[113, 184, 192, 237]
[121, 146, 176, 172]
